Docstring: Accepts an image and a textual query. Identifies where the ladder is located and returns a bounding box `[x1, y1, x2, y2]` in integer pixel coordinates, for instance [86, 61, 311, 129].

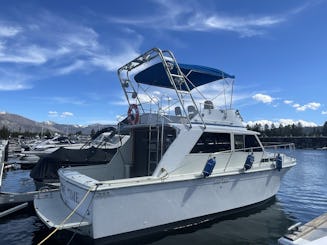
[156, 49, 206, 128]
[147, 125, 160, 175]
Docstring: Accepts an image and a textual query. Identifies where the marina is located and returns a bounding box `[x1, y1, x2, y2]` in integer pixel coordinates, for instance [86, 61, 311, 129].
[0, 149, 326, 244]
[1, 0, 327, 244]
[0, 48, 326, 245]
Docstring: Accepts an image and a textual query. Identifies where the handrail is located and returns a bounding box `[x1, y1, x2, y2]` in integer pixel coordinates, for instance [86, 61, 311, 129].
[262, 142, 296, 151]
[215, 142, 295, 172]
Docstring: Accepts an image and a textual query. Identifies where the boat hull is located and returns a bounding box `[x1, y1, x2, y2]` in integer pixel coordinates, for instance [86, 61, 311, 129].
[56, 167, 291, 239]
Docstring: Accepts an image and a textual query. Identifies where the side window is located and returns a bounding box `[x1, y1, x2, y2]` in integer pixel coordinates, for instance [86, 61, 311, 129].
[245, 135, 262, 151]
[190, 132, 231, 153]
[234, 135, 245, 150]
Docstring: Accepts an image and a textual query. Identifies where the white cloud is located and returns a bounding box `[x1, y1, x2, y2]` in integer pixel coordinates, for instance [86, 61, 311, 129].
[106, 0, 310, 37]
[0, 10, 140, 86]
[48, 111, 58, 117]
[322, 111, 327, 115]
[295, 102, 321, 111]
[279, 119, 317, 127]
[283, 100, 322, 112]
[247, 119, 318, 128]
[0, 45, 47, 64]
[247, 120, 273, 127]
[48, 110, 74, 118]
[284, 100, 293, 104]
[306, 102, 321, 110]
[0, 69, 32, 91]
[51, 97, 85, 106]
[252, 93, 274, 103]
[0, 24, 21, 37]
[0, 82, 30, 91]
[296, 106, 306, 111]
[61, 111, 74, 118]
[91, 51, 139, 71]
[202, 15, 284, 37]
[56, 60, 85, 75]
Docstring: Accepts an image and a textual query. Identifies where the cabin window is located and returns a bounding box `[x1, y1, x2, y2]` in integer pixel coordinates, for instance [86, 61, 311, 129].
[245, 135, 262, 151]
[234, 134, 262, 151]
[234, 135, 245, 150]
[190, 132, 231, 153]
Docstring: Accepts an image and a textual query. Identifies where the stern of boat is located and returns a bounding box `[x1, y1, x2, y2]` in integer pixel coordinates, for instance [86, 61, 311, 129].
[34, 190, 93, 237]
[34, 168, 101, 238]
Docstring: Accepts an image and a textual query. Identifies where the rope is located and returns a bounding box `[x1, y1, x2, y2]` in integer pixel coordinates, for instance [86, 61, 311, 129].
[67, 184, 100, 245]
[37, 186, 94, 245]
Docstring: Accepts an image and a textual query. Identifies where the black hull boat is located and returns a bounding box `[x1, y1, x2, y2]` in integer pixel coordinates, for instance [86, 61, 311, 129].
[30, 146, 117, 189]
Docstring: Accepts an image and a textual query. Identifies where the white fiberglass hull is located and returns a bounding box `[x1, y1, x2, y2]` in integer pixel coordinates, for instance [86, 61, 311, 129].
[35, 167, 291, 240]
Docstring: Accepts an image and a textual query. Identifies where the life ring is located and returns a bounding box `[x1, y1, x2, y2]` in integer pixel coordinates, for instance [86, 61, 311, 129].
[127, 104, 139, 125]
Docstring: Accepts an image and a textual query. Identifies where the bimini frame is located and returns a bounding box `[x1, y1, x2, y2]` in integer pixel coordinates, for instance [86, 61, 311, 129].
[117, 48, 206, 128]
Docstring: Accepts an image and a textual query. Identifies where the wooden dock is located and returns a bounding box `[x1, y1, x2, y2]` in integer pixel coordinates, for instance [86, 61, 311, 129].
[278, 212, 327, 244]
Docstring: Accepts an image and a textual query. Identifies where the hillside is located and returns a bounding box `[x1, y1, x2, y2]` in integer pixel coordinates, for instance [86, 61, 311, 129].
[0, 112, 112, 135]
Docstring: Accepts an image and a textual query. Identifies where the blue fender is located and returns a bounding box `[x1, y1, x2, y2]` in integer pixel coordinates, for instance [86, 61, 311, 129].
[276, 154, 282, 171]
[244, 154, 254, 170]
[202, 157, 216, 177]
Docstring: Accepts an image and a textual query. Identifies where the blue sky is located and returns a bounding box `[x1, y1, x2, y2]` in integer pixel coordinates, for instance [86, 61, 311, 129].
[0, 0, 326, 127]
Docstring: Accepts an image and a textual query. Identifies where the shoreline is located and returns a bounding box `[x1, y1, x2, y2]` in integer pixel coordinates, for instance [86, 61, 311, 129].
[260, 136, 327, 149]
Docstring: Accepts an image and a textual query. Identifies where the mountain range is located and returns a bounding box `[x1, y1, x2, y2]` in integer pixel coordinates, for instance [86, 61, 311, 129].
[0, 112, 112, 135]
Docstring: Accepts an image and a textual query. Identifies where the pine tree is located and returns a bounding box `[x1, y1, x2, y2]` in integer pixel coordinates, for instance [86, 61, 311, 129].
[0, 126, 10, 139]
[322, 121, 327, 136]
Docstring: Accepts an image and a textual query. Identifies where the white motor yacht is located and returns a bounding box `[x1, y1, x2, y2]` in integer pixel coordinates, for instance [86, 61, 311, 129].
[34, 48, 296, 241]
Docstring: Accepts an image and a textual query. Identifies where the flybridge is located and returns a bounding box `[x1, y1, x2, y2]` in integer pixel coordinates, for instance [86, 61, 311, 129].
[117, 47, 235, 128]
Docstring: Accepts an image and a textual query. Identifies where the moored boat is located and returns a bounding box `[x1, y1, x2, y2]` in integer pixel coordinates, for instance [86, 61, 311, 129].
[34, 48, 296, 241]
[30, 127, 129, 189]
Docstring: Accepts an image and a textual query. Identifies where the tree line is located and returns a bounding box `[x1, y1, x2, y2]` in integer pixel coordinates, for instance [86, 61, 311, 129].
[0, 126, 84, 139]
[0, 126, 53, 139]
[247, 121, 327, 137]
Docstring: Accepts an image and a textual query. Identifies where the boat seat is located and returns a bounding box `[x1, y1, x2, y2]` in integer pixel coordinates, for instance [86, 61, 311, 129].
[187, 105, 197, 119]
[204, 100, 214, 109]
[175, 106, 182, 116]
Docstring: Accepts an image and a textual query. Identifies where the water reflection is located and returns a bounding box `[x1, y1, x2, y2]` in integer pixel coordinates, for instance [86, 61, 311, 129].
[139, 199, 294, 245]
[277, 150, 327, 224]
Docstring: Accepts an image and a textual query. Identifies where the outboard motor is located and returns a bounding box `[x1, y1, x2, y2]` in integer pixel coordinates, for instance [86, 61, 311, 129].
[244, 154, 254, 171]
[202, 157, 216, 177]
[276, 154, 282, 171]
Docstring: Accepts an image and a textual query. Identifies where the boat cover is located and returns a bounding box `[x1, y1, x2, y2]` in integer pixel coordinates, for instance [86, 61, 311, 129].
[134, 63, 234, 91]
[30, 146, 116, 182]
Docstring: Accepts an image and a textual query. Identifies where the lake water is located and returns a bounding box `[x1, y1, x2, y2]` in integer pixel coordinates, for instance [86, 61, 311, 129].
[0, 149, 326, 245]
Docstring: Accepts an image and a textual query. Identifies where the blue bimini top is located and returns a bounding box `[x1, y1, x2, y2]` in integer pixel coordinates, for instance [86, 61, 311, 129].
[134, 62, 235, 91]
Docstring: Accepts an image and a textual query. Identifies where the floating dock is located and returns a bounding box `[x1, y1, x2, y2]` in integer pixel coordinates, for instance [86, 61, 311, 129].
[278, 212, 327, 245]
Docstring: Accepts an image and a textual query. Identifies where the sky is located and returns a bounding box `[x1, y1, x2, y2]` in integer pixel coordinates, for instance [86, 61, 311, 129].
[0, 0, 326, 127]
